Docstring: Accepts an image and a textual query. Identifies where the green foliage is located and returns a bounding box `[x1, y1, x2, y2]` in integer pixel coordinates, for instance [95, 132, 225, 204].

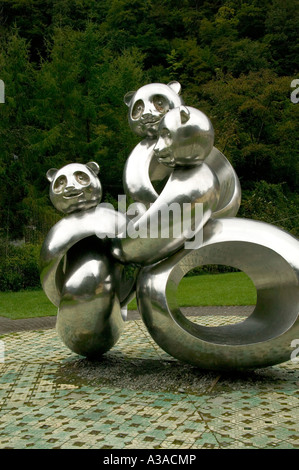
[264, 0, 299, 75]
[0, 0, 297, 293]
[239, 181, 299, 237]
[185, 265, 240, 277]
[202, 71, 299, 191]
[0, 241, 41, 291]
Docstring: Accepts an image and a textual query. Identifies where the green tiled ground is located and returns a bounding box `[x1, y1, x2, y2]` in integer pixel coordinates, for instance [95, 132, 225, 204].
[0, 316, 298, 449]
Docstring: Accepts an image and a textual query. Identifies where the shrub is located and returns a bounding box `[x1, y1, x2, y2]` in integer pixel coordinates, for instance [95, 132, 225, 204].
[0, 241, 41, 291]
[239, 181, 298, 237]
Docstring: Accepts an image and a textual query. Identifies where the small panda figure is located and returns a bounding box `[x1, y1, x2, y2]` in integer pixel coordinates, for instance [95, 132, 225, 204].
[42, 161, 130, 358]
[111, 106, 219, 265]
[123, 82, 185, 208]
[153, 105, 241, 219]
[153, 106, 215, 167]
[46, 162, 102, 214]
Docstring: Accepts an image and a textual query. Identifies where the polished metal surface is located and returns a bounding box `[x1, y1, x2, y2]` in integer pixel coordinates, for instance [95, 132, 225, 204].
[123, 81, 184, 208]
[112, 106, 219, 265]
[205, 147, 241, 219]
[113, 162, 220, 265]
[123, 84, 241, 220]
[40, 162, 135, 358]
[137, 218, 299, 370]
[154, 106, 214, 167]
[40, 204, 131, 358]
[40, 81, 299, 369]
[124, 81, 184, 138]
[47, 162, 102, 214]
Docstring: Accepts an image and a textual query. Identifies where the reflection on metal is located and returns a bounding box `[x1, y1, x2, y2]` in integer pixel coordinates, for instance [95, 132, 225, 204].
[112, 106, 220, 265]
[40, 205, 134, 357]
[137, 218, 299, 370]
[40, 162, 135, 358]
[46, 162, 102, 214]
[40, 81, 299, 369]
[205, 147, 241, 219]
[124, 81, 184, 138]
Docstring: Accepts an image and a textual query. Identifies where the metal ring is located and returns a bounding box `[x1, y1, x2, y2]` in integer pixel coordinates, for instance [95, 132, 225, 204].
[137, 218, 299, 370]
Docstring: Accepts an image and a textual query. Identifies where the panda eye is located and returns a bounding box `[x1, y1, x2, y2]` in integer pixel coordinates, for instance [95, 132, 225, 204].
[153, 95, 169, 114]
[132, 99, 144, 119]
[160, 128, 172, 144]
[75, 172, 90, 186]
[53, 175, 67, 193]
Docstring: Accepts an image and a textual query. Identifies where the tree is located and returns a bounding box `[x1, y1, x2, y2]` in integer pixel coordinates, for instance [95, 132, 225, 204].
[0, 0, 298, 244]
[0, 30, 36, 239]
[202, 70, 299, 191]
[264, 0, 299, 75]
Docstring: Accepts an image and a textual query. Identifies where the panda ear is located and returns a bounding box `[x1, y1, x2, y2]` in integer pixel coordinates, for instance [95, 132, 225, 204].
[124, 91, 135, 107]
[168, 81, 181, 95]
[86, 161, 100, 175]
[46, 168, 58, 182]
[180, 106, 190, 124]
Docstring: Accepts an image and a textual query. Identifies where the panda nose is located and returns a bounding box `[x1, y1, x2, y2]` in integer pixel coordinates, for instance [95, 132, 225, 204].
[141, 113, 151, 122]
[64, 183, 77, 194]
[141, 112, 159, 123]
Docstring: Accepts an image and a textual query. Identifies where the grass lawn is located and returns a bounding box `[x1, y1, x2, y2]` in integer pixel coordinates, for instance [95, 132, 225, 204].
[0, 272, 256, 320]
[177, 271, 256, 307]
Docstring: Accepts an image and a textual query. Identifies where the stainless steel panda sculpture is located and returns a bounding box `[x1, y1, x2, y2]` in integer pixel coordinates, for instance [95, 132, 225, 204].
[40, 82, 299, 370]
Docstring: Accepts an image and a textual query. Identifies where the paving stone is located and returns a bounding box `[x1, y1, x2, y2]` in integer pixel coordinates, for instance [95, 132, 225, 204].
[0, 312, 298, 449]
[0, 306, 252, 334]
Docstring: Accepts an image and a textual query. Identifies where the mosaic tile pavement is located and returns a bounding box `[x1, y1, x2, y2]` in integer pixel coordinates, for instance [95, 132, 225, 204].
[0, 315, 298, 449]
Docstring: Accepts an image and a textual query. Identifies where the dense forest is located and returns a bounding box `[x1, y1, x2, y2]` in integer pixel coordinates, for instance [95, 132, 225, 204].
[0, 0, 298, 262]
